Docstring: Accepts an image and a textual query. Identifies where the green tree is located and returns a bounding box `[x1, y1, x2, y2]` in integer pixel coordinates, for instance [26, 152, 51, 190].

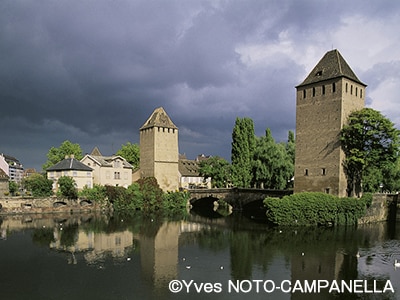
[286, 130, 295, 166]
[9, 181, 18, 195]
[43, 140, 83, 171]
[116, 142, 140, 168]
[252, 129, 293, 189]
[198, 156, 231, 188]
[341, 108, 400, 196]
[79, 184, 107, 203]
[231, 117, 256, 187]
[23, 173, 53, 197]
[285, 130, 295, 188]
[57, 176, 78, 199]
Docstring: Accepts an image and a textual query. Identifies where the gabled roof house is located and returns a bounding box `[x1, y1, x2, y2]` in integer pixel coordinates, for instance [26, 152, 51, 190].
[178, 155, 211, 189]
[81, 147, 133, 188]
[47, 155, 93, 191]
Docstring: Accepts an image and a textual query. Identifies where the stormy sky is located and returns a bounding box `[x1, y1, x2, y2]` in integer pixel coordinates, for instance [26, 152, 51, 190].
[1, 0, 400, 171]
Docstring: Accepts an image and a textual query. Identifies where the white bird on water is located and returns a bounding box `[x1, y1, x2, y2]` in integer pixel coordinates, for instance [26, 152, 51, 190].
[394, 259, 400, 268]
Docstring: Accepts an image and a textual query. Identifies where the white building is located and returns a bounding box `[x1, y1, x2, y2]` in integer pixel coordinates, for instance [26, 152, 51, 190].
[80, 147, 133, 188]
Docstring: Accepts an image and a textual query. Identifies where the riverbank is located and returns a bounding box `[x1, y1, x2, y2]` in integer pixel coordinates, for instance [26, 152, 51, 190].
[0, 196, 111, 215]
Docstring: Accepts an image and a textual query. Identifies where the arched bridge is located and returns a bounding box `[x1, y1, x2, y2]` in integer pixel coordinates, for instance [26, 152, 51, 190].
[189, 188, 293, 210]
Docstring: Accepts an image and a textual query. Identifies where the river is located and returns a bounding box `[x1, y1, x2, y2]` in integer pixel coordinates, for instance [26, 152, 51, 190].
[0, 211, 399, 300]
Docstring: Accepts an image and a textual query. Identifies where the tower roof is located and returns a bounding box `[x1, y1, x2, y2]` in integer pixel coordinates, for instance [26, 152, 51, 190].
[297, 49, 366, 88]
[140, 107, 178, 130]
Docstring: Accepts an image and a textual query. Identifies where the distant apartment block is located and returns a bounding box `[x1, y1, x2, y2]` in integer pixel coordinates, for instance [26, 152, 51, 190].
[0, 153, 24, 184]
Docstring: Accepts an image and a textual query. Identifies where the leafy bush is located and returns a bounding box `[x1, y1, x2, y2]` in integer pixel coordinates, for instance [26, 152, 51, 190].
[107, 177, 189, 215]
[23, 173, 53, 197]
[163, 190, 190, 214]
[79, 184, 107, 203]
[57, 176, 78, 199]
[264, 192, 367, 226]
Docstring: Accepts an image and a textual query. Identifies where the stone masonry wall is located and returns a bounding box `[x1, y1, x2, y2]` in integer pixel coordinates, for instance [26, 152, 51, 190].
[0, 196, 110, 215]
[358, 194, 398, 224]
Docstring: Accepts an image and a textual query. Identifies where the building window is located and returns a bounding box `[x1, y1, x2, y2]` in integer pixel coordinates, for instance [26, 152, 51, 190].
[350, 85, 353, 95]
[322, 85, 325, 95]
[325, 188, 330, 194]
[303, 89, 306, 99]
[114, 172, 120, 179]
[322, 168, 326, 176]
[355, 87, 358, 97]
[332, 83, 336, 93]
[312, 87, 316, 97]
[360, 89, 363, 98]
[73, 171, 77, 177]
[87, 172, 91, 177]
[345, 83, 348, 93]
[304, 169, 309, 176]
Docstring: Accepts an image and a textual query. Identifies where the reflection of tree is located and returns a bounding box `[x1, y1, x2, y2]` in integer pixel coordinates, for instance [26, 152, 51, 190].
[230, 231, 252, 280]
[197, 228, 229, 252]
[60, 223, 79, 247]
[32, 227, 55, 247]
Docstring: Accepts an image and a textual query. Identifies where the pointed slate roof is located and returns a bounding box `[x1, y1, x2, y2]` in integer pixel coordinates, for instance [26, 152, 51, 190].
[140, 107, 178, 130]
[297, 49, 366, 88]
[47, 157, 93, 172]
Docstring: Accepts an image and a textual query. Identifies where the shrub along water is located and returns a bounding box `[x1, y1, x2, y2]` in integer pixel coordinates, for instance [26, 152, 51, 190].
[264, 192, 370, 226]
[79, 177, 190, 216]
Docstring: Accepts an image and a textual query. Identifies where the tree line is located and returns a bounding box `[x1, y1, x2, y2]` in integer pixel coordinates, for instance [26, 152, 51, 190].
[17, 107, 400, 198]
[200, 107, 400, 195]
[199, 117, 295, 189]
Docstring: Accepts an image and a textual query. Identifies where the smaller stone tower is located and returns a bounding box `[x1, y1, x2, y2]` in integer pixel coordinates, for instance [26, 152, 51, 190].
[139, 107, 179, 191]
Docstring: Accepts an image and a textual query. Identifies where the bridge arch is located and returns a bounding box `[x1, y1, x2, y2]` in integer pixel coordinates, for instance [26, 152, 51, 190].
[189, 188, 292, 211]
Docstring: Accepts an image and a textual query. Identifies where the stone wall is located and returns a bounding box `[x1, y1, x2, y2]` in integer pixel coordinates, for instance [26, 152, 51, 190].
[0, 180, 8, 196]
[358, 194, 398, 224]
[0, 196, 110, 215]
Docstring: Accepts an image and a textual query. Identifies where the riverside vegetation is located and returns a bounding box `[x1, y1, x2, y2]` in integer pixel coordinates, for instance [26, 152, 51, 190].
[79, 177, 190, 216]
[264, 192, 373, 226]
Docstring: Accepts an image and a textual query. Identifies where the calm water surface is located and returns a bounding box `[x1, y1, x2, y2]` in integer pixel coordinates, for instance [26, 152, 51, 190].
[0, 211, 400, 300]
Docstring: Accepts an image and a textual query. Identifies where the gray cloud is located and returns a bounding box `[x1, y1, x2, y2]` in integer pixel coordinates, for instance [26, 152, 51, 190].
[0, 0, 399, 171]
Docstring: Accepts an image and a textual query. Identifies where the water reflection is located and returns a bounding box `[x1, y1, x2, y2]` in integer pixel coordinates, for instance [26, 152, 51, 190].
[0, 212, 399, 299]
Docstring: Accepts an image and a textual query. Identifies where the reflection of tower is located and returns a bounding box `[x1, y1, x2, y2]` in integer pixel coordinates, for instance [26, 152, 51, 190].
[140, 222, 180, 288]
[291, 251, 345, 300]
[139, 107, 179, 191]
[294, 50, 366, 197]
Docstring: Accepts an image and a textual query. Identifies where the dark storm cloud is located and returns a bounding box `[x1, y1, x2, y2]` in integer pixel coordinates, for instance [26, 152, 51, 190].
[1, 0, 399, 170]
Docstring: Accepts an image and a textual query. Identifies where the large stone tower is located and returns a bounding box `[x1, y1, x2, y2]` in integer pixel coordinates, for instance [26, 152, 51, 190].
[294, 49, 366, 197]
[139, 107, 179, 191]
